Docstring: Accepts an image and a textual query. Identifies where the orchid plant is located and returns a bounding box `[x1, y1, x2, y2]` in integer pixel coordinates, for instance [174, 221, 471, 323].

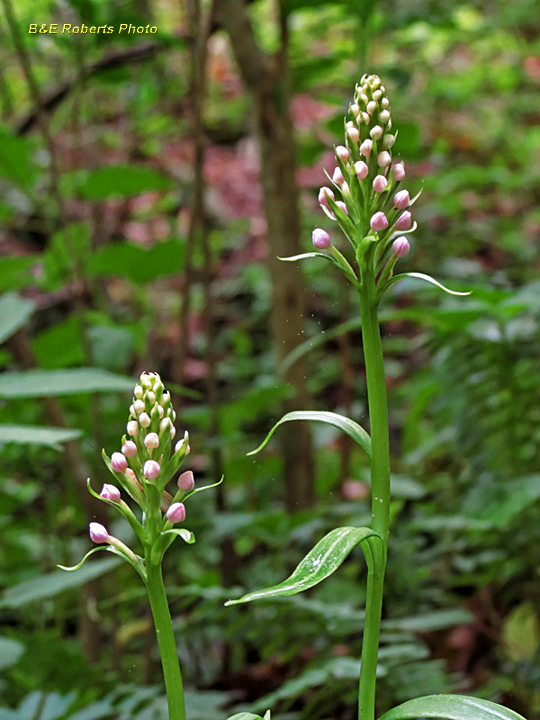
[61, 76, 527, 720]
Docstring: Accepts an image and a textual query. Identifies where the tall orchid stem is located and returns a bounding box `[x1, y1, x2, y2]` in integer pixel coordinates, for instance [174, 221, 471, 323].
[145, 557, 186, 720]
[357, 262, 391, 720]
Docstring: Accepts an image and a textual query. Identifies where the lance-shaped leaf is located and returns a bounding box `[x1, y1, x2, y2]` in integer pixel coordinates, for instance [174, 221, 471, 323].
[384, 272, 472, 297]
[279, 251, 358, 285]
[378, 695, 526, 720]
[225, 526, 382, 605]
[247, 410, 371, 460]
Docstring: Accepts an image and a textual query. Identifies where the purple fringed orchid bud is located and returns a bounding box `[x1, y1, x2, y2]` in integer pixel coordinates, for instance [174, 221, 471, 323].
[312, 228, 331, 249]
[373, 175, 387, 193]
[139, 412, 151, 428]
[127, 421, 138, 437]
[133, 399, 145, 414]
[382, 134, 395, 150]
[377, 151, 392, 168]
[370, 125, 383, 140]
[395, 211, 412, 230]
[379, 109, 390, 125]
[393, 237, 410, 257]
[178, 470, 195, 492]
[89, 522, 109, 544]
[370, 212, 388, 232]
[366, 100, 376, 115]
[394, 190, 410, 209]
[111, 452, 128, 473]
[347, 126, 360, 143]
[143, 460, 161, 480]
[100, 484, 121, 502]
[166, 502, 186, 524]
[335, 201, 348, 216]
[336, 145, 350, 162]
[392, 162, 405, 181]
[318, 187, 334, 208]
[144, 432, 159, 450]
[134, 385, 143, 399]
[354, 161, 369, 179]
[122, 440, 137, 458]
[175, 438, 190, 455]
[332, 167, 344, 185]
[360, 139, 372, 158]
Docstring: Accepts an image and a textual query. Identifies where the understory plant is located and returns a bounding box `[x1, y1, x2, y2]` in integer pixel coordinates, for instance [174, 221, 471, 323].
[61, 77, 528, 720]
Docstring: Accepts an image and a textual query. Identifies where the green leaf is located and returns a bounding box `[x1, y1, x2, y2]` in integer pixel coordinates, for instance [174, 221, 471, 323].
[0, 424, 82, 450]
[77, 164, 173, 199]
[0, 256, 40, 292]
[0, 368, 134, 398]
[41, 223, 92, 290]
[225, 526, 382, 605]
[0, 132, 35, 188]
[88, 239, 185, 284]
[0, 557, 121, 608]
[386, 272, 472, 296]
[0, 637, 24, 670]
[247, 410, 371, 460]
[378, 695, 527, 720]
[0, 293, 35, 344]
[162, 528, 196, 544]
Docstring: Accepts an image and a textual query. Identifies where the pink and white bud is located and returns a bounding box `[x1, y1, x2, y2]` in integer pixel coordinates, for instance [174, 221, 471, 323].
[336, 145, 350, 162]
[361, 112, 370, 124]
[392, 162, 405, 181]
[178, 470, 195, 492]
[360, 93, 368, 104]
[354, 161, 369, 179]
[134, 385, 143, 399]
[382, 134, 395, 150]
[370, 125, 383, 140]
[162, 391, 170, 406]
[129, 404, 136, 418]
[392, 237, 410, 258]
[312, 228, 331, 249]
[157, 405, 164, 419]
[370, 212, 388, 232]
[350, 103, 360, 116]
[318, 187, 334, 207]
[166, 502, 186, 524]
[139, 413, 151, 428]
[360, 139, 372, 158]
[394, 190, 410, 209]
[395, 211, 412, 230]
[144, 432, 159, 450]
[332, 167, 344, 185]
[100, 484, 121, 502]
[372, 89, 382, 101]
[335, 201, 348, 216]
[147, 391, 156, 405]
[347, 126, 360, 143]
[122, 440, 137, 458]
[143, 460, 161, 480]
[366, 100, 377, 115]
[127, 420, 138, 437]
[133, 399, 145, 414]
[89, 522, 109, 544]
[160, 417, 171, 433]
[175, 438, 190, 455]
[379, 110, 390, 124]
[373, 175, 388, 193]
[170, 426, 176, 439]
[346, 120, 354, 129]
[377, 151, 392, 168]
[381, 97, 390, 109]
[111, 452, 128, 473]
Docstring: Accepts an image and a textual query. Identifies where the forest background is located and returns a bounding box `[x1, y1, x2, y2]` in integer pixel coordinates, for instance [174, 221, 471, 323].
[0, 0, 539, 718]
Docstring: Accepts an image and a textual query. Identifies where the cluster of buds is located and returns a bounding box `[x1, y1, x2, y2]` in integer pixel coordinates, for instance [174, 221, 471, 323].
[311, 75, 419, 285]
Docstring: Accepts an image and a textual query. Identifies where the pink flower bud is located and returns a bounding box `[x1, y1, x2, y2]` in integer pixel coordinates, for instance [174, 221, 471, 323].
[395, 211, 412, 230]
[379, 110, 390, 124]
[134, 385, 143, 399]
[166, 502, 186, 524]
[89, 522, 109, 543]
[372, 90, 382, 101]
[335, 201, 348, 216]
[370, 212, 388, 232]
[370, 125, 383, 140]
[170, 426, 176, 439]
[347, 127, 360, 143]
[147, 391, 156, 405]
[360, 93, 368, 104]
[354, 161, 369, 179]
[178, 470, 195, 492]
[382, 134, 395, 150]
[139, 412, 151, 428]
[312, 228, 331, 249]
[175, 438, 190, 455]
[122, 440, 137, 458]
[392, 162, 405, 181]
[318, 186, 334, 207]
[144, 432, 159, 450]
[381, 97, 390, 109]
[100, 484, 121, 502]
[111, 452, 128, 473]
[377, 151, 392, 168]
[361, 112, 369, 124]
[133, 399, 145, 414]
[157, 405, 164, 418]
[394, 190, 410, 209]
[332, 167, 344, 185]
[366, 100, 376, 115]
[336, 145, 350, 162]
[129, 404, 136, 418]
[127, 421, 138, 437]
[143, 460, 161, 480]
[373, 175, 387, 193]
[350, 103, 360, 116]
[360, 139, 372, 157]
[393, 237, 410, 258]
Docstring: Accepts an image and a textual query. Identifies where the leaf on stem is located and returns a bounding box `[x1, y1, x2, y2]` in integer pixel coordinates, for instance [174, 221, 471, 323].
[225, 526, 382, 605]
[377, 695, 527, 720]
[161, 528, 196, 544]
[247, 410, 371, 460]
[226, 714, 270, 720]
[384, 272, 472, 296]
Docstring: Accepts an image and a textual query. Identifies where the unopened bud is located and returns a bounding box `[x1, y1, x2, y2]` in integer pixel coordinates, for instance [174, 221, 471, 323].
[147, 391, 156, 405]
[318, 187, 334, 207]
[336, 145, 350, 162]
[134, 386, 143, 399]
[89, 522, 109, 544]
[122, 440, 137, 457]
[175, 437, 190, 455]
[160, 417, 171, 433]
[366, 100, 377, 115]
[355, 161, 369, 179]
[144, 432, 160, 450]
[313, 227, 332, 248]
[360, 139, 372, 158]
[382, 134, 395, 150]
[395, 211, 412, 230]
[377, 151, 392, 168]
[392, 237, 410, 257]
[139, 413, 151, 428]
[370, 125, 383, 140]
[350, 103, 360, 116]
[379, 110, 390, 124]
[381, 97, 390, 109]
[100, 484, 121, 502]
[133, 399, 145, 414]
[170, 426, 176, 439]
[111, 452, 128, 472]
[127, 420, 138, 437]
[370, 212, 388, 232]
[394, 190, 410, 209]
[372, 89, 382, 101]
[130, 404, 136, 418]
[143, 460, 161, 480]
[347, 127, 360, 143]
[332, 167, 344, 185]
[335, 201, 348, 216]
[178, 470, 195, 492]
[166, 502, 186, 524]
[373, 175, 388, 193]
[392, 162, 405, 181]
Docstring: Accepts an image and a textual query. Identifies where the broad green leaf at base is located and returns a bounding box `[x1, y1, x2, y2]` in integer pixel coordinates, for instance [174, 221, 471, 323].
[378, 695, 526, 720]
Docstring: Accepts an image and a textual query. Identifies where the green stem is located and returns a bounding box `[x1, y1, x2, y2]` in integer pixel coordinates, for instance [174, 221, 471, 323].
[145, 558, 186, 720]
[357, 265, 391, 720]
